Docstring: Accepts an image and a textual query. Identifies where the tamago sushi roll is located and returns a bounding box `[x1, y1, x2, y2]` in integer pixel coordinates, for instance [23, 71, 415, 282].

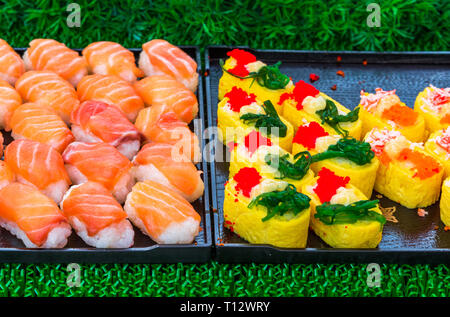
[365, 128, 443, 208]
[359, 88, 426, 142]
[217, 86, 294, 152]
[440, 178, 450, 227]
[414, 85, 449, 134]
[292, 121, 379, 198]
[223, 167, 311, 248]
[424, 127, 450, 178]
[302, 168, 385, 248]
[229, 130, 314, 192]
[280, 80, 362, 139]
[218, 49, 293, 114]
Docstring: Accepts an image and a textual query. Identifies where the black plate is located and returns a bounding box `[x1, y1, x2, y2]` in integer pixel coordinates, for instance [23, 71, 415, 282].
[0, 46, 212, 263]
[205, 45, 450, 264]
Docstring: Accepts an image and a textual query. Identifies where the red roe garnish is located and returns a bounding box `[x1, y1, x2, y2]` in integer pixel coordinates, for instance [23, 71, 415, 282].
[337, 56, 342, 62]
[381, 104, 418, 126]
[226, 49, 257, 77]
[331, 84, 337, 91]
[336, 70, 345, 78]
[309, 73, 320, 83]
[244, 130, 272, 156]
[224, 86, 257, 112]
[397, 148, 441, 179]
[293, 122, 329, 149]
[313, 167, 350, 203]
[278, 80, 320, 110]
[233, 167, 262, 198]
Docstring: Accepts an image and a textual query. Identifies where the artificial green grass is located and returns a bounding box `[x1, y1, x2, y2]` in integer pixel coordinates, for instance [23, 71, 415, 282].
[0, 0, 449, 297]
[0, 263, 448, 297]
[1, 0, 449, 51]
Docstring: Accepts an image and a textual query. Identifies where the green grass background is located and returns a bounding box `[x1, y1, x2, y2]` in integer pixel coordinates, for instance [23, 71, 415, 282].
[0, 0, 449, 297]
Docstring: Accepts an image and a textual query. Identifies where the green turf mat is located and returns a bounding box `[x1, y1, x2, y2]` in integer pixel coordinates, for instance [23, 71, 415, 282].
[0, 0, 449, 297]
[0, 263, 448, 297]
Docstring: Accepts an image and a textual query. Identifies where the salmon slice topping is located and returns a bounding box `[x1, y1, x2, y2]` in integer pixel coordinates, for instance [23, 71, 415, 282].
[62, 182, 127, 236]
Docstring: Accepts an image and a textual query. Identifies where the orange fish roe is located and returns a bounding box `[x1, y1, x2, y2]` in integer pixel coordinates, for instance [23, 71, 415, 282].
[397, 148, 441, 179]
[381, 104, 418, 126]
[440, 113, 450, 124]
[313, 167, 350, 203]
[417, 208, 428, 217]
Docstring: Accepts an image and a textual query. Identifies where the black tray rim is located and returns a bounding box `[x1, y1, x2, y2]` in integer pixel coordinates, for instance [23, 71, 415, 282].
[0, 45, 212, 264]
[205, 45, 450, 264]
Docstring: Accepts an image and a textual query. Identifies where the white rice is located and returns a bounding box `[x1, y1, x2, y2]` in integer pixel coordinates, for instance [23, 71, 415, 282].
[68, 216, 134, 248]
[15, 175, 69, 205]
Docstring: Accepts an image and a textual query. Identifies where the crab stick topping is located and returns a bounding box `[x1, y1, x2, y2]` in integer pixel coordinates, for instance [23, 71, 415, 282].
[359, 88, 397, 112]
[224, 86, 257, 112]
[365, 128, 402, 156]
[226, 49, 257, 77]
[244, 130, 272, 156]
[436, 127, 450, 153]
[233, 167, 262, 198]
[293, 121, 329, 149]
[423, 85, 450, 112]
[313, 167, 350, 203]
[381, 104, 418, 126]
[278, 80, 319, 110]
[397, 148, 440, 179]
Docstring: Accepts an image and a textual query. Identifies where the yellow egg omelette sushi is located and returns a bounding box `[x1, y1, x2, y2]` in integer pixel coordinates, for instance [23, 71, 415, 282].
[292, 121, 379, 198]
[217, 86, 293, 152]
[302, 167, 385, 248]
[440, 177, 450, 227]
[218, 49, 293, 114]
[424, 127, 450, 178]
[359, 88, 426, 142]
[223, 166, 311, 248]
[365, 128, 443, 208]
[280, 80, 362, 139]
[414, 85, 449, 134]
[229, 130, 315, 191]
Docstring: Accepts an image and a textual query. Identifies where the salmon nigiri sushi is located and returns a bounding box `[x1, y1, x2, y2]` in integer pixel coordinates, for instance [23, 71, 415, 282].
[77, 74, 144, 122]
[23, 39, 88, 86]
[124, 180, 201, 244]
[139, 39, 198, 92]
[5, 139, 71, 204]
[82, 41, 144, 83]
[61, 182, 134, 248]
[132, 142, 204, 202]
[71, 100, 141, 159]
[0, 161, 15, 190]
[0, 182, 71, 248]
[135, 110, 201, 163]
[10, 103, 74, 153]
[62, 142, 134, 203]
[0, 39, 25, 85]
[134, 75, 198, 123]
[15, 70, 80, 124]
[0, 79, 22, 131]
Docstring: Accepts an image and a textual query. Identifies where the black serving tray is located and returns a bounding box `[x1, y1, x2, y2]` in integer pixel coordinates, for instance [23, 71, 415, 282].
[205, 46, 450, 264]
[0, 46, 212, 263]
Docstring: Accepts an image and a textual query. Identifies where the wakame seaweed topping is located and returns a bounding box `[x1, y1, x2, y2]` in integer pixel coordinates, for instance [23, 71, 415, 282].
[220, 59, 290, 90]
[315, 199, 386, 225]
[240, 100, 287, 137]
[316, 99, 359, 136]
[248, 184, 311, 222]
[310, 137, 375, 165]
[266, 151, 312, 180]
